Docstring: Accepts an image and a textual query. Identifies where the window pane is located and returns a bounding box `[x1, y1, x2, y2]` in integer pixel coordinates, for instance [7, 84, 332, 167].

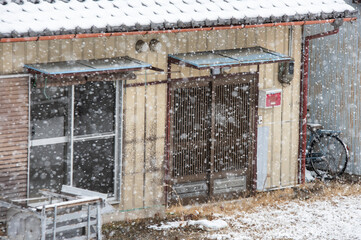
[29, 143, 68, 197]
[73, 138, 114, 194]
[74, 81, 115, 136]
[31, 86, 69, 140]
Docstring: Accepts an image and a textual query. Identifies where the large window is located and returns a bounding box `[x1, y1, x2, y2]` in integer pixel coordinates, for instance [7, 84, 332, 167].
[29, 80, 122, 198]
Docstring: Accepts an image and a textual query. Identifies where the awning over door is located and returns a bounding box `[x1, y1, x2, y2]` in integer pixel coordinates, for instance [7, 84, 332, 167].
[24, 56, 163, 87]
[168, 46, 293, 69]
[24, 56, 163, 75]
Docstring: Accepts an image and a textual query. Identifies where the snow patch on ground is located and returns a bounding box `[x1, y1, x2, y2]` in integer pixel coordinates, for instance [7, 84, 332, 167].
[149, 219, 228, 231]
[208, 195, 361, 239]
[305, 169, 316, 182]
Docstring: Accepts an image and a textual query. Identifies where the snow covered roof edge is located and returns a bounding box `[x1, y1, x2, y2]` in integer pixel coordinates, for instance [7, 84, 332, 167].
[0, 0, 358, 39]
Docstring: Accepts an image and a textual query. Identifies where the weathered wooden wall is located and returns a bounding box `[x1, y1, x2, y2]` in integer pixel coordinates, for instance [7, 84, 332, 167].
[121, 27, 302, 202]
[0, 75, 29, 219]
[307, 1, 361, 175]
[0, 26, 302, 213]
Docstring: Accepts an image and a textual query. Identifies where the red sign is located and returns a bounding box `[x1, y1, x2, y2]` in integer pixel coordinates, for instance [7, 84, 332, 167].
[266, 92, 281, 107]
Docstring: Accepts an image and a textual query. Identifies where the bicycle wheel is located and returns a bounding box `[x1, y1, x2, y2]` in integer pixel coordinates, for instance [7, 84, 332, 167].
[308, 134, 349, 179]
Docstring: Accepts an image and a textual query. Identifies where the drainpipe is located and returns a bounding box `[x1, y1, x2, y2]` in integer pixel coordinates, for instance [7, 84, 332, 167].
[300, 23, 342, 184]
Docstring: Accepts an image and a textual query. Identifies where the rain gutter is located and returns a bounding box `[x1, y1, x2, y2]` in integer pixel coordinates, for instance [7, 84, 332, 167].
[300, 28, 340, 184]
[0, 18, 356, 43]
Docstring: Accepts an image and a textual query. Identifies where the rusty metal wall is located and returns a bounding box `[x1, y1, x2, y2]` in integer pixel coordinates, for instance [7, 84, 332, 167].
[306, 1, 361, 175]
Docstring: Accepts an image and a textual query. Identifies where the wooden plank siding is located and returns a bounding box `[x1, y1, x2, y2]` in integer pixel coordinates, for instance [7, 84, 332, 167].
[0, 26, 301, 213]
[0, 75, 29, 219]
[307, 1, 361, 175]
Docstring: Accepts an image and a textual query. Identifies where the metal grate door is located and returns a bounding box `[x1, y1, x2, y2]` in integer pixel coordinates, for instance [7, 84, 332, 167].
[214, 82, 251, 173]
[172, 84, 211, 182]
[170, 74, 257, 200]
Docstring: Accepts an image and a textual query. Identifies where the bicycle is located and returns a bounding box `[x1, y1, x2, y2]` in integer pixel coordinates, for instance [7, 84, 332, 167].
[306, 123, 349, 179]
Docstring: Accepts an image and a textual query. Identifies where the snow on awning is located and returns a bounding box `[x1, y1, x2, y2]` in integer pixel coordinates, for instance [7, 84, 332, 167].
[168, 47, 293, 69]
[24, 56, 163, 76]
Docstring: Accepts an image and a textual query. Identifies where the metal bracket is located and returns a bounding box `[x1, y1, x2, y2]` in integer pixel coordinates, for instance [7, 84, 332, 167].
[331, 18, 344, 29]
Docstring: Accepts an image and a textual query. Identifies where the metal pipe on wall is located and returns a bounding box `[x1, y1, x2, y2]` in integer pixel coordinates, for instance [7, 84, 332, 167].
[288, 26, 294, 57]
[164, 59, 172, 206]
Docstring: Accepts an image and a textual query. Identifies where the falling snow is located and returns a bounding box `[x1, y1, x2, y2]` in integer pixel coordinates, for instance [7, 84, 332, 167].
[0, 0, 361, 239]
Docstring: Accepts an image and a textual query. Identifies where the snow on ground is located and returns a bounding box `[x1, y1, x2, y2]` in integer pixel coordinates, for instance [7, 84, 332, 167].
[149, 219, 228, 231]
[150, 194, 361, 239]
[305, 169, 316, 182]
[208, 194, 361, 240]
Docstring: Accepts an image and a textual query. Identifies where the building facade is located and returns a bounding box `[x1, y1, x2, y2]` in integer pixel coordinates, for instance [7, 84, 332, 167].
[0, 0, 356, 222]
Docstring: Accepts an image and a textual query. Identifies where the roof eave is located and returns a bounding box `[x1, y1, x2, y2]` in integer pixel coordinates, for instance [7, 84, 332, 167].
[0, 12, 357, 42]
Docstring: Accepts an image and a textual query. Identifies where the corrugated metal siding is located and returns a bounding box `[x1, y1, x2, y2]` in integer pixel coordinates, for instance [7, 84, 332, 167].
[306, 1, 361, 175]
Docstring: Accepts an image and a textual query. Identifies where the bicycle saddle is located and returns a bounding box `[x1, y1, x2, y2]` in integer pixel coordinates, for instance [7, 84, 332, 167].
[307, 123, 323, 129]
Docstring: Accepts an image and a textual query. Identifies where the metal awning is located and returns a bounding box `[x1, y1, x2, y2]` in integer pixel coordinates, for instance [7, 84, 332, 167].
[168, 46, 293, 69]
[24, 56, 163, 75]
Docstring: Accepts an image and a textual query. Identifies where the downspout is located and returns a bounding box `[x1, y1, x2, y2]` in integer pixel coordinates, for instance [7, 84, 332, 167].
[300, 24, 342, 184]
[164, 58, 172, 206]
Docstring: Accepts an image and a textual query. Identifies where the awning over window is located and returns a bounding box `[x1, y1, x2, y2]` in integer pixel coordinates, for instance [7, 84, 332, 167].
[168, 46, 293, 69]
[24, 56, 163, 75]
[25, 56, 163, 88]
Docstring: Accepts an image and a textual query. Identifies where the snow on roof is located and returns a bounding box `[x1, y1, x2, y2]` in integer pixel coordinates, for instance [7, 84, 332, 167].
[0, 0, 357, 38]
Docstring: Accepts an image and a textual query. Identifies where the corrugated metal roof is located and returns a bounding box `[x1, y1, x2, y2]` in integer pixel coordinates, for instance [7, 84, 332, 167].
[0, 0, 357, 38]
